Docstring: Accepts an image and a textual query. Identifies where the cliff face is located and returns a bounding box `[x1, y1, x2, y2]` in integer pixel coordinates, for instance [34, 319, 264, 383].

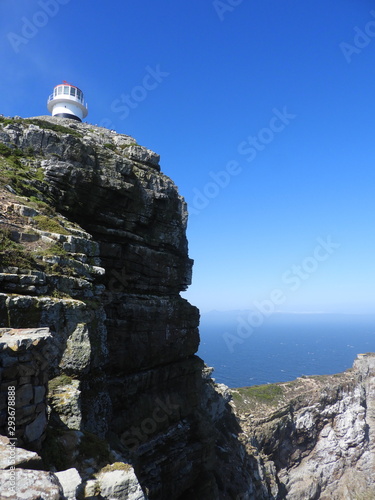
[0, 115, 253, 499]
[231, 353, 375, 499]
[0, 115, 374, 500]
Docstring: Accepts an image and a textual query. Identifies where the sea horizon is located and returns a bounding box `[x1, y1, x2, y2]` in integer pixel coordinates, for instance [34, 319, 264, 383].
[198, 311, 375, 388]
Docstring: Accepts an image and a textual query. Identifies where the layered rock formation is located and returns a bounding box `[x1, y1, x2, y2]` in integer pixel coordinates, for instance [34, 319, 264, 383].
[0, 115, 374, 499]
[0, 116, 252, 499]
[0, 328, 51, 451]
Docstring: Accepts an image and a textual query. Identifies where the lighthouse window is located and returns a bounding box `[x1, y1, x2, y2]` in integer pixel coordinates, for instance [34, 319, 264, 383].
[63, 86, 69, 95]
[70, 87, 76, 97]
[57, 86, 63, 95]
[77, 90, 82, 101]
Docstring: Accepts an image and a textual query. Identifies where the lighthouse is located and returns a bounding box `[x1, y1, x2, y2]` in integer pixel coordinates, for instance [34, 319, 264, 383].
[47, 81, 88, 122]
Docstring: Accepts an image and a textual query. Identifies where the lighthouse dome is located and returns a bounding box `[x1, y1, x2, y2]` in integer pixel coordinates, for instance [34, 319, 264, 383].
[47, 82, 88, 122]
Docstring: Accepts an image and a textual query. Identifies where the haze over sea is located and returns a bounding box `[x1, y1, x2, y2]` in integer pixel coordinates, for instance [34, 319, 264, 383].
[198, 312, 375, 388]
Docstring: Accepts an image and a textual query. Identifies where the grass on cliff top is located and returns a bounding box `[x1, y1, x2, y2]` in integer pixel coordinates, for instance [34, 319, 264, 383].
[0, 116, 82, 138]
[24, 118, 83, 138]
[232, 384, 284, 409]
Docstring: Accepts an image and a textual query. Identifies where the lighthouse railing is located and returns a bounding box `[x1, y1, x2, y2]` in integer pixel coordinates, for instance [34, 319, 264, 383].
[47, 93, 87, 107]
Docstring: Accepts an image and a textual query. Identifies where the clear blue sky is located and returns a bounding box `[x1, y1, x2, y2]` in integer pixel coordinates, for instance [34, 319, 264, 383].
[1, 0, 375, 314]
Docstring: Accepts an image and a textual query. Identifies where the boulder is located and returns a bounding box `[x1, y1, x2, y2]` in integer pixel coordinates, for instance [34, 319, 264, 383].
[55, 468, 82, 500]
[0, 469, 63, 499]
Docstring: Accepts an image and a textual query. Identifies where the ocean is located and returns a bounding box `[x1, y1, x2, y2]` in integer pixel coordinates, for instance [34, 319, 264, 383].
[197, 312, 375, 388]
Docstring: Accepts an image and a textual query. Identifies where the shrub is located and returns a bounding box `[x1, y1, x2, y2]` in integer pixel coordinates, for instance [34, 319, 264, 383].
[0, 229, 38, 268]
[24, 119, 82, 138]
[33, 215, 69, 235]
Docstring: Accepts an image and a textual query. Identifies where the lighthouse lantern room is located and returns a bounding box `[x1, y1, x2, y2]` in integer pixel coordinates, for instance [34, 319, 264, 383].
[47, 81, 88, 122]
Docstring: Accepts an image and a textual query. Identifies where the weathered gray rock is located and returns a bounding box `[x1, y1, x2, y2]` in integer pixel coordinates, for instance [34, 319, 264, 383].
[49, 379, 81, 430]
[97, 464, 147, 500]
[0, 328, 51, 450]
[60, 323, 92, 375]
[0, 327, 51, 351]
[126, 144, 160, 168]
[0, 469, 63, 499]
[25, 411, 48, 444]
[0, 436, 43, 470]
[55, 468, 82, 500]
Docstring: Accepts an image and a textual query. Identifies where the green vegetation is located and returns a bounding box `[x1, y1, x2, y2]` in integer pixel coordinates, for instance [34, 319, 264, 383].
[29, 196, 55, 215]
[97, 462, 132, 475]
[48, 374, 73, 393]
[24, 118, 82, 138]
[0, 229, 39, 268]
[34, 244, 74, 277]
[0, 143, 24, 158]
[0, 153, 44, 199]
[0, 227, 76, 278]
[51, 289, 72, 299]
[104, 143, 117, 151]
[0, 117, 15, 126]
[234, 384, 283, 404]
[40, 243, 68, 258]
[0, 116, 82, 138]
[34, 167, 44, 182]
[33, 215, 69, 235]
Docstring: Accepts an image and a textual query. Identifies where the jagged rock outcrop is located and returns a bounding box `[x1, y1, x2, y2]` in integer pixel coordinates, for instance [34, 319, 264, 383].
[0, 114, 374, 499]
[231, 353, 375, 499]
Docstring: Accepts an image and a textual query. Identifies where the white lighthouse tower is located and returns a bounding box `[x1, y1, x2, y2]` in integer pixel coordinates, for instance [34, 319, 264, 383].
[47, 81, 88, 122]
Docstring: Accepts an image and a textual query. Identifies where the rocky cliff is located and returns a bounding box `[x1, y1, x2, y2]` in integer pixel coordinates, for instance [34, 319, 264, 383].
[231, 353, 375, 499]
[0, 115, 253, 499]
[0, 115, 373, 500]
